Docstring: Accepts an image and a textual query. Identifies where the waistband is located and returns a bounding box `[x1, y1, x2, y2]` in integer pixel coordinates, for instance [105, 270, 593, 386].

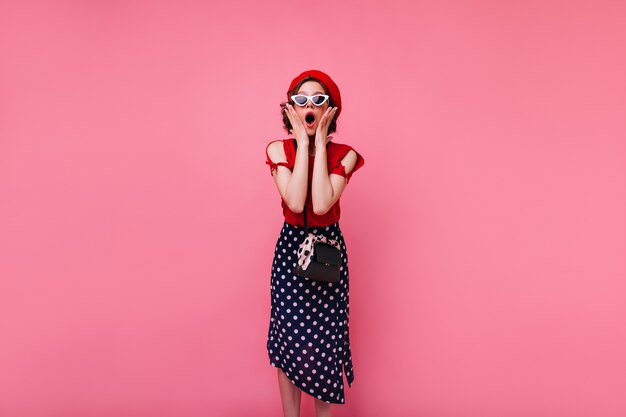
[283, 220, 340, 231]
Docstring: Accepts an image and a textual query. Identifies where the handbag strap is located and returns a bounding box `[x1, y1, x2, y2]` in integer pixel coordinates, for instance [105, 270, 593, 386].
[304, 200, 308, 236]
[292, 138, 308, 236]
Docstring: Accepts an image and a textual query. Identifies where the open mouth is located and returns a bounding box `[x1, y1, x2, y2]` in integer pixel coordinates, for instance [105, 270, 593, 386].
[305, 112, 316, 127]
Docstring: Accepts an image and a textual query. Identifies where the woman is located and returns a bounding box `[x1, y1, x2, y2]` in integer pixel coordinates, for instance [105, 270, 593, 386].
[265, 69, 365, 417]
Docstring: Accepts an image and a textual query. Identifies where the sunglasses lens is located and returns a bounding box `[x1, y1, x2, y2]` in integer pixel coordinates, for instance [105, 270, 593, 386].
[312, 95, 328, 106]
[292, 96, 308, 106]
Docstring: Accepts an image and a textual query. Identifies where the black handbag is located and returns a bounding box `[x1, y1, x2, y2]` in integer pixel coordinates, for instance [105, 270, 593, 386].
[293, 200, 343, 283]
[292, 139, 343, 283]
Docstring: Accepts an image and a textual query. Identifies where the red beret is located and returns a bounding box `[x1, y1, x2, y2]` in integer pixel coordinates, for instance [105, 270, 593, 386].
[288, 69, 342, 118]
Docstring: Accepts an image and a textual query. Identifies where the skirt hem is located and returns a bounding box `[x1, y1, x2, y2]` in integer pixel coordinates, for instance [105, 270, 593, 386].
[269, 362, 347, 405]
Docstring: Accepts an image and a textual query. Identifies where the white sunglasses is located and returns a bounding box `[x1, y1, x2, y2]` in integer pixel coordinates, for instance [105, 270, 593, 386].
[290, 94, 330, 107]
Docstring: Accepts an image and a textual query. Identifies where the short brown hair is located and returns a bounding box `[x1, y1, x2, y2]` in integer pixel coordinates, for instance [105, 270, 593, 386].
[281, 76, 338, 135]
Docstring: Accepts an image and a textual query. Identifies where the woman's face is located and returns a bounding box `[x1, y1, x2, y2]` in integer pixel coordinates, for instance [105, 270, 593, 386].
[292, 80, 330, 137]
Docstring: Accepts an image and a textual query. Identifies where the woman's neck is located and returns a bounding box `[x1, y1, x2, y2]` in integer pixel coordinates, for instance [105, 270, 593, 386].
[308, 142, 328, 156]
[307, 136, 315, 155]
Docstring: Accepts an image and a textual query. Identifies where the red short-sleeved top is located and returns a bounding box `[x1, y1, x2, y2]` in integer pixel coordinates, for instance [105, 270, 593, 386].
[265, 138, 365, 227]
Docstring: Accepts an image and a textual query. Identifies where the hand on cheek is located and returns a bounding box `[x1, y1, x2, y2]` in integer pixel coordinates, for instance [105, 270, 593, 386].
[315, 107, 338, 147]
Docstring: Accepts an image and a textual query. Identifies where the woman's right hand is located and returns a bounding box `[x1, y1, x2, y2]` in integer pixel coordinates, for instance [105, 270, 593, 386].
[283, 103, 309, 146]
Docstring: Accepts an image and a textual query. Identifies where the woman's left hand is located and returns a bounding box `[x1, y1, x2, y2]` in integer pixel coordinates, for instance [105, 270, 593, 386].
[314, 106, 338, 148]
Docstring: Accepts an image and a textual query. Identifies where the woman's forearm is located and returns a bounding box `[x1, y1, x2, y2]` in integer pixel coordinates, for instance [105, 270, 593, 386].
[284, 145, 310, 213]
[311, 147, 334, 215]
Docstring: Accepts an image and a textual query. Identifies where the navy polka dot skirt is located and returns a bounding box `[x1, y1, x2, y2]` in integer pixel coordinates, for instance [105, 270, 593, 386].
[267, 220, 355, 404]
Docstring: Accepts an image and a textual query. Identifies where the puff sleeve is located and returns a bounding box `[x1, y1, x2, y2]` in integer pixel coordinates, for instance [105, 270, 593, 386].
[329, 146, 365, 184]
[265, 140, 292, 176]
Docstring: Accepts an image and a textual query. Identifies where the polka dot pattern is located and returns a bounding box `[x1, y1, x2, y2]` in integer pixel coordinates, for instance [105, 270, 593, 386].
[267, 221, 355, 404]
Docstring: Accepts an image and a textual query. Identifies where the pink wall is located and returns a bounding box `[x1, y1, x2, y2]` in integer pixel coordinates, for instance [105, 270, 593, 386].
[1, 1, 625, 416]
